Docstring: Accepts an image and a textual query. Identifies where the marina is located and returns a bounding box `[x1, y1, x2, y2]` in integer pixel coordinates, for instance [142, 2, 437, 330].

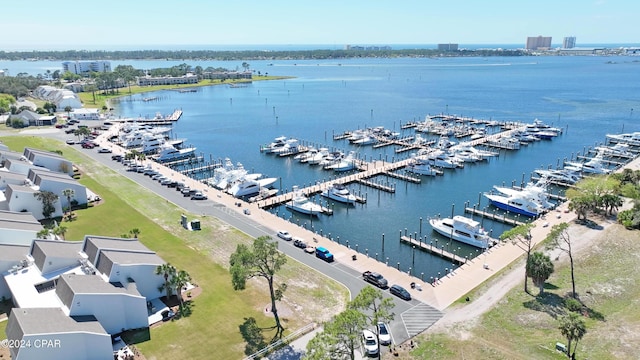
[103, 55, 640, 280]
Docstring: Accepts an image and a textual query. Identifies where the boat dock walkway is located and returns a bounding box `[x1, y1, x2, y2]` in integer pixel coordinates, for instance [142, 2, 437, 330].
[256, 158, 415, 209]
[464, 207, 527, 226]
[400, 236, 466, 265]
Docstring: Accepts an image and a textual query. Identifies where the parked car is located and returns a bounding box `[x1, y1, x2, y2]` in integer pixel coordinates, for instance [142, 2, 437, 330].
[81, 142, 95, 149]
[65, 128, 76, 134]
[315, 247, 334, 262]
[277, 230, 292, 241]
[191, 192, 208, 200]
[293, 238, 307, 249]
[389, 284, 411, 301]
[65, 139, 75, 145]
[362, 271, 388, 289]
[97, 148, 112, 153]
[377, 322, 392, 345]
[361, 329, 379, 356]
[111, 154, 123, 161]
[182, 188, 196, 197]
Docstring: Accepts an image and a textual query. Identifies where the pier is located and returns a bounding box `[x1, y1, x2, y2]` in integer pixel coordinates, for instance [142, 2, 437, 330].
[464, 207, 527, 226]
[400, 236, 466, 265]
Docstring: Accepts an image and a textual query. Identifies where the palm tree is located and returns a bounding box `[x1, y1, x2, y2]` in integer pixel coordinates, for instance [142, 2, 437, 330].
[53, 226, 67, 240]
[36, 229, 50, 239]
[172, 269, 192, 311]
[527, 252, 554, 295]
[62, 188, 75, 219]
[558, 312, 587, 359]
[64, 106, 72, 120]
[129, 228, 140, 239]
[155, 263, 176, 300]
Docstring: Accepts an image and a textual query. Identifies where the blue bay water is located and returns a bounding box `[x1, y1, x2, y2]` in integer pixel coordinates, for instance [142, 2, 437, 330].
[10, 56, 640, 279]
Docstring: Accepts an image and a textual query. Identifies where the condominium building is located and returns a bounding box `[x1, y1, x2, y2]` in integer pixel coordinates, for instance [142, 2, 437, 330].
[526, 36, 552, 50]
[563, 36, 576, 49]
[62, 61, 111, 76]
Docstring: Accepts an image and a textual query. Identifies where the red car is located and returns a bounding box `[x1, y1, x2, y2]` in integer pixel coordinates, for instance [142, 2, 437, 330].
[81, 142, 96, 149]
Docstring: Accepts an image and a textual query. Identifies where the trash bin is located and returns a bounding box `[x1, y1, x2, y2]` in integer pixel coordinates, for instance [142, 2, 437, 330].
[191, 220, 201, 231]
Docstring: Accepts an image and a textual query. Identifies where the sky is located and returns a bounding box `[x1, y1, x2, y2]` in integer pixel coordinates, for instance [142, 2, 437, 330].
[1, 0, 638, 50]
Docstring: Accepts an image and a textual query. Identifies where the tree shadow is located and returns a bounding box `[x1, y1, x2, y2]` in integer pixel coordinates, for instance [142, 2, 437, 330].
[543, 283, 560, 290]
[523, 292, 566, 319]
[239, 317, 267, 357]
[573, 294, 605, 322]
[523, 291, 606, 322]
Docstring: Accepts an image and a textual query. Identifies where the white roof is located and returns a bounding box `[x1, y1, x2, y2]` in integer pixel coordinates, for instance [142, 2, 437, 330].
[4, 263, 83, 309]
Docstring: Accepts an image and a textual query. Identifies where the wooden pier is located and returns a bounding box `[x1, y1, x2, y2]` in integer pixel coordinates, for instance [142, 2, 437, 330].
[356, 178, 396, 193]
[383, 171, 421, 184]
[464, 207, 526, 226]
[400, 236, 466, 265]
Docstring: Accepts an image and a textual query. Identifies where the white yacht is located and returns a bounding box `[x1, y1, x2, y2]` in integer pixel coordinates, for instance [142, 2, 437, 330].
[605, 132, 640, 146]
[227, 177, 278, 198]
[154, 144, 196, 163]
[406, 157, 442, 176]
[320, 183, 357, 205]
[286, 186, 325, 216]
[325, 151, 356, 172]
[533, 169, 581, 185]
[565, 155, 612, 174]
[484, 181, 554, 217]
[429, 215, 497, 249]
[307, 148, 331, 165]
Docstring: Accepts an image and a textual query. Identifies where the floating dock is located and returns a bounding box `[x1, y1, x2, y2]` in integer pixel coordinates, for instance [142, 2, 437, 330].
[400, 236, 466, 265]
[464, 207, 527, 226]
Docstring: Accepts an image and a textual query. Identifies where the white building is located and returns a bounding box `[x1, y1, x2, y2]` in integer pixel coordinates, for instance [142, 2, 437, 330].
[56, 273, 149, 334]
[5, 184, 64, 220]
[62, 61, 111, 76]
[24, 147, 74, 176]
[6, 307, 113, 360]
[0, 210, 42, 246]
[28, 168, 88, 205]
[70, 108, 100, 120]
[0, 243, 31, 300]
[33, 85, 83, 109]
[0, 169, 28, 191]
[137, 73, 199, 86]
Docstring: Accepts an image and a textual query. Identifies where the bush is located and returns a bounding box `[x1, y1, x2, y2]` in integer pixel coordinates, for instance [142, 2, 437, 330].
[565, 297, 583, 312]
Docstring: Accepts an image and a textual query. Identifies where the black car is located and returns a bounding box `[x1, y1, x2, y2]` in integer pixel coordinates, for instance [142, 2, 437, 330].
[293, 238, 307, 249]
[111, 154, 123, 161]
[389, 284, 411, 301]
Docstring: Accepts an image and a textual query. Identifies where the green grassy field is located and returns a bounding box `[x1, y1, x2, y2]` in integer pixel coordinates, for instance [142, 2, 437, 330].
[0, 135, 348, 359]
[402, 223, 640, 360]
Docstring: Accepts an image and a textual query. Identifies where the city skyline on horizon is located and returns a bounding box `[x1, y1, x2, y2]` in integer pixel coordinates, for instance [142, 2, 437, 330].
[1, 0, 638, 51]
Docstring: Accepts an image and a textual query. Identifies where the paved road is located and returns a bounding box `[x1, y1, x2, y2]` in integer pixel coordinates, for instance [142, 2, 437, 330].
[33, 127, 441, 357]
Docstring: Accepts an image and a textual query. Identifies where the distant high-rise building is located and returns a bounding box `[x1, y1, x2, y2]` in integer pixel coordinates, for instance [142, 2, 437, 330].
[62, 61, 111, 76]
[526, 36, 552, 50]
[438, 43, 459, 51]
[563, 36, 576, 49]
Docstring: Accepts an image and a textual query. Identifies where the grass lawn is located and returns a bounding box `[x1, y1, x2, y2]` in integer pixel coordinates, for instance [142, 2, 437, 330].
[0, 135, 348, 360]
[404, 222, 640, 360]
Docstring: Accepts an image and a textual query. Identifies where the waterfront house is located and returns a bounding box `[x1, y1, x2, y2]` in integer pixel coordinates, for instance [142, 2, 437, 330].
[137, 73, 199, 86]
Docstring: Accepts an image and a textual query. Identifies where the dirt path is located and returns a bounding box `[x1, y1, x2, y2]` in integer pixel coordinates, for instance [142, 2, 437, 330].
[427, 212, 620, 335]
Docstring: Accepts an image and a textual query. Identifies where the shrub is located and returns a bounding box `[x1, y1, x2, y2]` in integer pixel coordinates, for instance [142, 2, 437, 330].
[565, 297, 583, 312]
